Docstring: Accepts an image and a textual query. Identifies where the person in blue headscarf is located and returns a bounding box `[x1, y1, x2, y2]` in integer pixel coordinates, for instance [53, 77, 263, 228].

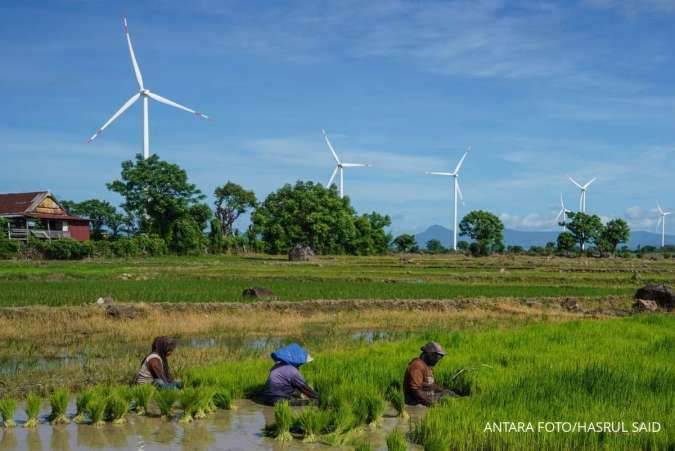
[256, 343, 319, 406]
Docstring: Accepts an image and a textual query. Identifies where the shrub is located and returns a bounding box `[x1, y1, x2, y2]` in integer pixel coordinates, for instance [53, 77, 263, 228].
[36, 239, 93, 260]
[48, 389, 70, 424]
[24, 393, 41, 428]
[386, 429, 408, 451]
[0, 397, 17, 427]
[155, 389, 177, 420]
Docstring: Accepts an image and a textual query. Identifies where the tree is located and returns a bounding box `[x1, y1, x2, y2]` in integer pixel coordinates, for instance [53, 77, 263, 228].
[459, 211, 504, 256]
[557, 231, 577, 253]
[62, 199, 124, 239]
[168, 216, 204, 255]
[563, 212, 604, 253]
[392, 234, 418, 253]
[600, 219, 630, 254]
[251, 181, 390, 255]
[107, 154, 205, 239]
[214, 182, 257, 236]
[189, 204, 213, 233]
[425, 239, 446, 254]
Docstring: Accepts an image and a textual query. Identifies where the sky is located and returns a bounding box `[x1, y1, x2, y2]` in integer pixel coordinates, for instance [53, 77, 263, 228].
[1, 0, 674, 235]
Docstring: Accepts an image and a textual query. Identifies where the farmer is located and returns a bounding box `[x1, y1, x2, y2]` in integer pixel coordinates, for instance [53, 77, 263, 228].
[135, 336, 182, 389]
[256, 343, 319, 406]
[404, 341, 455, 406]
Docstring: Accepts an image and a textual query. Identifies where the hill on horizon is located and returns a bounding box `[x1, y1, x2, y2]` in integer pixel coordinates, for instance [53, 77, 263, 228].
[414, 224, 673, 250]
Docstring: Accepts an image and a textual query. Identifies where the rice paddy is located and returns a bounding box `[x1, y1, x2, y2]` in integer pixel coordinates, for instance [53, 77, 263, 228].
[0, 254, 672, 449]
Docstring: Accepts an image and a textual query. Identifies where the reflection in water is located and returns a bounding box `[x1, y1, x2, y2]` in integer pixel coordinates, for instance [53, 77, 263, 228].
[182, 421, 215, 451]
[26, 429, 42, 451]
[1, 429, 18, 450]
[50, 426, 70, 451]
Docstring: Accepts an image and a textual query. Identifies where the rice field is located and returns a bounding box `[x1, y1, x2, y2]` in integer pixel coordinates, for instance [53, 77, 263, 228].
[0, 254, 671, 306]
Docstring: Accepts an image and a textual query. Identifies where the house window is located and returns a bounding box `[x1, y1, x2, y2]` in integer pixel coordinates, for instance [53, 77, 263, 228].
[62, 222, 69, 232]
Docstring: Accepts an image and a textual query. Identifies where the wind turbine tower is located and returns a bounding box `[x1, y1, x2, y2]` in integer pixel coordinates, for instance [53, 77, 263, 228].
[555, 193, 571, 230]
[88, 17, 209, 159]
[322, 130, 371, 199]
[657, 203, 671, 248]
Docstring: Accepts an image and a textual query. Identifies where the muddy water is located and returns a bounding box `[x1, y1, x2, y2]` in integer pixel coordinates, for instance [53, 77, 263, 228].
[0, 400, 424, 450]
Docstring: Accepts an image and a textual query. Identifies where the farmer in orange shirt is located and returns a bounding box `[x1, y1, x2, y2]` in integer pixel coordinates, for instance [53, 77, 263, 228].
[404, 341, 455, 406]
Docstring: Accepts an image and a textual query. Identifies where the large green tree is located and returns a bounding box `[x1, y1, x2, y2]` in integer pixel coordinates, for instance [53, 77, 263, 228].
[425, 239, 446, 254]
[62, 199, 124, 239]
[107, 154, 205, 239]
[599, 218, 631, 254]
[459, 210, 504, 256]
[392, 234, 418, 253]
[214, 182, 258, 236]
[556, 231, 577, 253]
[564, 212, 604, 253]
[251, 181, 390, 255]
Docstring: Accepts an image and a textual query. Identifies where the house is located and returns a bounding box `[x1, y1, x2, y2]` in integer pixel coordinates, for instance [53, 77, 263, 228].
[0, 191, 90, 241]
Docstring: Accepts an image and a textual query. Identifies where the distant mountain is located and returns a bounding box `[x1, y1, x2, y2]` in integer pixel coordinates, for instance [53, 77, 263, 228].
[414, 225, 673, 250]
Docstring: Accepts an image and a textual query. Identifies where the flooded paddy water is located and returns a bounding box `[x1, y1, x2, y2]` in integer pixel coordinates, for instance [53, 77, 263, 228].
[0, 400, 423, 450]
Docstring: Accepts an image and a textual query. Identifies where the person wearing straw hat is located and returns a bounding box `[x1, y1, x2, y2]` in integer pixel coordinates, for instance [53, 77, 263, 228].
[404, 341, 455, 406]
[256, 343, 319, 406]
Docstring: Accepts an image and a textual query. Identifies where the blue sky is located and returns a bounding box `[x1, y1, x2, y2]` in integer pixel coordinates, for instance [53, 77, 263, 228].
[1, 0, 674, 235]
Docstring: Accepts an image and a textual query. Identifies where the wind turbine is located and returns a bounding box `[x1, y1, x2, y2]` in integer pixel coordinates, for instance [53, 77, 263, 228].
[657, 203, 671, 248]
[555, 193, 571, 229]
[322, 129, 371, 199]
[88, 17, 209, 159]
[426, 148, 470, 251]
[568, 177, 596, 213]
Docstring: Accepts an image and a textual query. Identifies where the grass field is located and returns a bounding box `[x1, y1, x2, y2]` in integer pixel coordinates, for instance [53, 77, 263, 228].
[1, 254, 671, 306]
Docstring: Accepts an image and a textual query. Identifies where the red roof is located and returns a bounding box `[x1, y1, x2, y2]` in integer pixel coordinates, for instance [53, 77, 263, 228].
[0, 192, 45, 215]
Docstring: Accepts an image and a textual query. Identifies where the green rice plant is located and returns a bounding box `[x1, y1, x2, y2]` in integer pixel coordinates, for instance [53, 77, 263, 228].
[132, 384, 155, 416]
[73, 390, 93, 424]
[212, 386, 233, 410]
[354, 441, 374, 451]
[385, 383, 407, 419]
[104, 393, 128, 424]
[193, 388, 215, 420]
[0, 397, 17, 427]
[23, 393, 41, 428]
[296, 406, 329, 443]
[178, 388, 201, 423]
[48, 388, 70, 424]
[364, 391, 385, 427]
[386, 429, 408, 451]
[155, 389, 177, 420]
[86, 395, 106, 426]
[264, 400, 294, 441]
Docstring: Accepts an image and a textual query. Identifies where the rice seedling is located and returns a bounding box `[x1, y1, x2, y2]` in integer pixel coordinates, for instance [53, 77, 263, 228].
[386, 429, 408, 451]
[154, 389, 177, 420]
[86, 395, 106, 427]
[363, 391, 385, 427]
[385, 382, 407, 419]
[212, 386, 233, 410]
[48, 388, 70, 425]
[264, 400, 294, 442]
[0, 397, 17, 427]
[193, 388, 215, 420]
[104, 393, 128, 424]
[23, 393, 41, 428]
[354, 441, 374, 451]
[178, 388, 201, 423]
[73, 390, 93, 424]
[132, 384, 155, 416]
[296, 406, 329, 443]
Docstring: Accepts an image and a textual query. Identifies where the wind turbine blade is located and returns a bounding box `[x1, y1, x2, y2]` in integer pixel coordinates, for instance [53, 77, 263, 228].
[123, 17, 144, 90]
[88, 92, 141, 142]
[426, 172, 453, 176]
[555, 209, 564, 222]
[456, 181, 464, 202]
[327, 166, 338, 187]
[146, 91, 209, 119]
[341, 163, 370, 168]
[568, 177, 582, 189]
[321, 129, 340, 164]
[584, 177, 597, 188]
[656, 216, 662, 231]
[657, 203, 664, 215]
[453, 152, 468, 174]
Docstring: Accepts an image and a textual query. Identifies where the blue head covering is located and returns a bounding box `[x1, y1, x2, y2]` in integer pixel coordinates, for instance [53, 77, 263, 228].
[271, 343, 312, 366]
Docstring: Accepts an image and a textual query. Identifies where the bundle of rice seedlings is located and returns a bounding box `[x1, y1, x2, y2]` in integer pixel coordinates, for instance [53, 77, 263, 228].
[354, 441, 374, 451]
[48, 389, 70, 425]
[385, 385, 408, 419]
[0, 397, 17, 427]
[155, 389, 177, 420]
[132, 385, 155, 416]
[179, 388, 200, 423]
[24, 393, 41, 428]
[386, 428, 408, 451]
[105, 393, 128, 424]
[364, 392, 385, 427]
[264, 400, 293, 441]
[296, 407, 329, 443]
[86, 396, 107, 427]
[73, 390, 93, 424]
[193, 388, 215, 420]
[212, 387, 233, 410]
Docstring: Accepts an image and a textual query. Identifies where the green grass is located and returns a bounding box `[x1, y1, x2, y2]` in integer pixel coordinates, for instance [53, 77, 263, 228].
[0, 253, 664, 306]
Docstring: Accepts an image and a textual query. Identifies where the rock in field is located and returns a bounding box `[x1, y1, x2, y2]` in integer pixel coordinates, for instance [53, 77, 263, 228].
[242, 287, 275, 298]
[634, 284, 674, 311]
[288, 244, 315, 262]
[105, 304, 142, 320]
[633, 299, 658, 313]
